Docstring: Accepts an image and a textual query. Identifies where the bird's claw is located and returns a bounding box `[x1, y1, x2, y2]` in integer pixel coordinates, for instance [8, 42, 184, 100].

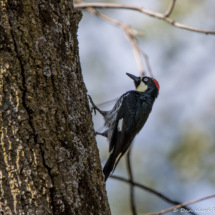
[92, 108, 96, 115]
[88, 95, 97, 115]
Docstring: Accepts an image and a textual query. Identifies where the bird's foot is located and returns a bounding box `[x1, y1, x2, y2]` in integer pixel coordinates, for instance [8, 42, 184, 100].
[95, 130, 108, 138]
[88, 95, 97, 115]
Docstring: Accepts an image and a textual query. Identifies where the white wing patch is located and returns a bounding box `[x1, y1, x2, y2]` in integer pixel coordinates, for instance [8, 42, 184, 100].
[115, 153, 122, 165]
[136, 81, 148, 92]
[118, 118, 123, 131]
[110, 146, 114, 154]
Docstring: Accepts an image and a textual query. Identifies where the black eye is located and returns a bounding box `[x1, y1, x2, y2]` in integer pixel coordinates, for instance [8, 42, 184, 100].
[143, 78, 148, 82]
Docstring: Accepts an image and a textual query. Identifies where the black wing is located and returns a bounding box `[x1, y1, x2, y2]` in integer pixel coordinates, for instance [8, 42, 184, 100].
[103, 91, 139, 180]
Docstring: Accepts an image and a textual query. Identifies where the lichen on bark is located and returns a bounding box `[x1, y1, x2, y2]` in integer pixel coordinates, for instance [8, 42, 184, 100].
[0, 0, 111, 214]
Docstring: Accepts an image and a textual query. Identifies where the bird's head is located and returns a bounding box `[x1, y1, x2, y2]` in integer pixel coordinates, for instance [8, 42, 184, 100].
[126, 73, 160, 98]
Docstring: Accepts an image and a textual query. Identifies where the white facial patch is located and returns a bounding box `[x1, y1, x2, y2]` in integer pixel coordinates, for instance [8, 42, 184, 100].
[118, 118, 123, 131]
[136, 81, 148, 92]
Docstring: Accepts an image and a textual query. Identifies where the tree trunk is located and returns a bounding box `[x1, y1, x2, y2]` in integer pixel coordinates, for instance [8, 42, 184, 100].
[0, 0, 110, 214]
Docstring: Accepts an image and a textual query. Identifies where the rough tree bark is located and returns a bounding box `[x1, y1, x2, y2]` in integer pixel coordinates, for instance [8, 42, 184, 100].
[0, 0, 111, 214]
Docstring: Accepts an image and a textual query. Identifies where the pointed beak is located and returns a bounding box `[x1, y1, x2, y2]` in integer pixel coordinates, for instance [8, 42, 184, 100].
[126, 73, 139, 82]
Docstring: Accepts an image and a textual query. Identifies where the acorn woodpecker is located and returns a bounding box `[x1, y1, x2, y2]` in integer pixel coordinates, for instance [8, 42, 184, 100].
[88, 73, 160, 181]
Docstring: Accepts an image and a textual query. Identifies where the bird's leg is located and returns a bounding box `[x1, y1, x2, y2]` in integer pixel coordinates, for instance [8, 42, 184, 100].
[88, 95, 107, 116]
[95, 129, 108, 138]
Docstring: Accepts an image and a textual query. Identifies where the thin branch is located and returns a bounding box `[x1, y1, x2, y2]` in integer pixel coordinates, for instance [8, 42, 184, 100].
[124, 32, 145, 76]
[126, 148, 137, 215]
[86, 7, 142, 36]
[144, 194, 215, 215]
[84, 6, 147, 76]
[132, 42, 145, 76]
[164, 0, 176, 17]
[137, 47, 153, 78]
[75, 3, 215, 35]
[109, 175, 196, 215]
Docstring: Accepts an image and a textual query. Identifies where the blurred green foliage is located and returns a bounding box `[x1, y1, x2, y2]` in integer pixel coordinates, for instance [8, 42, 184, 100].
[169, 129, 215, 182]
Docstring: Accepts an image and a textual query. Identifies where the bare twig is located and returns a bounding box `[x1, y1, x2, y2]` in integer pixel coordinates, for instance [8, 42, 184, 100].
[132, 42, 145, 76]
[75, 3, 215, 35]
[136, 47, 153, 78]
[126, 148, 137, 215]
[164, 0, 176, 17]
[84, 6, 147, 76]
[110, 175, 195, 215]
[139, 50, 153, 78]
[86, 7, 142, 36]
[124, 32, 145, 76]
[144, 194, 215, 215]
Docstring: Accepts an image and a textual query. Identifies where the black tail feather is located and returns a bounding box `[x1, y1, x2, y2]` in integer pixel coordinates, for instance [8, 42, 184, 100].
[103, 152, 116, 181]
